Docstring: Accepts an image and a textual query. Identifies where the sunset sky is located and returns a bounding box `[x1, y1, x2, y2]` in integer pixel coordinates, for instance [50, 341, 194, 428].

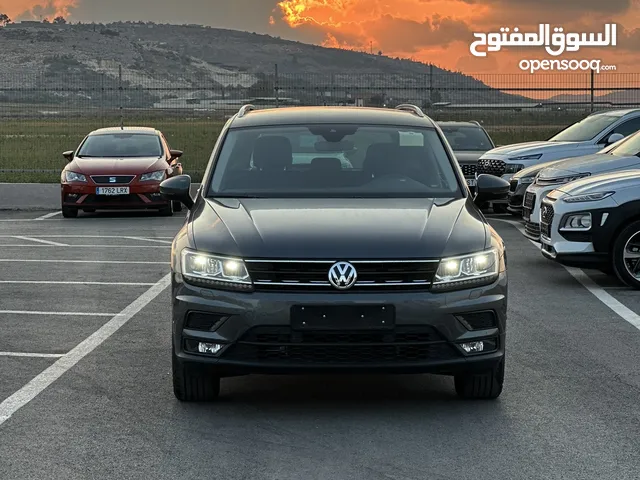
[1, 0, 639, 74]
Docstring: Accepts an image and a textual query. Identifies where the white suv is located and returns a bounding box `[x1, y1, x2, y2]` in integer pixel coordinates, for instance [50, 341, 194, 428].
[539, 170, 640, 288]
[476, 109, 640, 210]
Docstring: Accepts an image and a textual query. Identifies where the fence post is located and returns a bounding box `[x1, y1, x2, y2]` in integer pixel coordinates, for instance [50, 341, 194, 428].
[118, 64, 123, 128]
[429, 64, 433, 103]
[590, 69, 594, 112]
[274, 63, 279, 108]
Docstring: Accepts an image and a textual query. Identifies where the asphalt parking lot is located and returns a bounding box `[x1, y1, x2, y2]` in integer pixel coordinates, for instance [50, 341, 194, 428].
[0, 209, 639, 480]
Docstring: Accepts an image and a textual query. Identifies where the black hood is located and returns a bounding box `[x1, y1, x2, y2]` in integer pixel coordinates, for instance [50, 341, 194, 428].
[188, 197, 489, 260]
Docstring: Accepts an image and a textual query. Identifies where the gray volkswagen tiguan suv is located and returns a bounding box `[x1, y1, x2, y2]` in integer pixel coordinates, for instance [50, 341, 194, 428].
[160, 104, 510, 402]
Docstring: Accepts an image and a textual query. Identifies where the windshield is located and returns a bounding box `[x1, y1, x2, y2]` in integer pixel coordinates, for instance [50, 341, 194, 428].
[208, 124, 461, 198]
[439, 125, 493, 151]
[609, 131, 640, 157]
[77, 133, 163, 158]
[548, 114, 619, 142]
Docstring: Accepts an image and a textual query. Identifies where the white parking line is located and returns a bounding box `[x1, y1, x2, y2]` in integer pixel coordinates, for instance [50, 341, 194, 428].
[122, 236, 173, 244]
[12, 236, 68, 246]
[491, 218, 640, 332]
[0, 236, 175, 239]
[0, 352, 65, 359]
[0, 281, 156, 286]
[0, 310, 118, 317]
[34, 211, 61, 220]
[0, 273, 171, 427]
[0, 245, 168, 248]
[0, 259, 166, 264]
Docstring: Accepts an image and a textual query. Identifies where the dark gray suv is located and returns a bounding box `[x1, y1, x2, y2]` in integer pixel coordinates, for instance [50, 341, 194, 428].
[161, 104, 510, 402]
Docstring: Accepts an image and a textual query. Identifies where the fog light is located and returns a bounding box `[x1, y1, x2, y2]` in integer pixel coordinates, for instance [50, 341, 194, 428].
[198, 342, 223, 354]
[460, 341, 484, 353]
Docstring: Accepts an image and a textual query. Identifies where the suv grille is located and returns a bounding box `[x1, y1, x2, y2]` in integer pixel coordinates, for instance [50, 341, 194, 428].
[522, 191, 536, 220]
[540, 203, 554, 238]
[245, 259, 439, 292]
[222, 326, 459, 365]
[459, 163, 476, 177]
[91, 175, 135, 184]
[524, 220, 541, 238]
[477, 159, 506, 176]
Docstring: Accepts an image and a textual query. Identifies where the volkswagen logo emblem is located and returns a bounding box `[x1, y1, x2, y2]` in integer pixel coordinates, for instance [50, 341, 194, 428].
[328, 261, 357, 290]
[109, 177, 116, 183]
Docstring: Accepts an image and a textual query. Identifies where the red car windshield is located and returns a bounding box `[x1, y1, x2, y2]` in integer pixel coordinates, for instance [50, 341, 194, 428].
[77, 133, 163, 158]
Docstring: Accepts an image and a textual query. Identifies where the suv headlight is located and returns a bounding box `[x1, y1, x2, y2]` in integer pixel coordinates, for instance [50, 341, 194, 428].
[65, 171, 87, 182]
[181, 249, 253, 290]
[508, 154, 542, 161]
[432, 248, 500, 291]
[140, 170, 165, 182]
[520, 176, 535, 185]
[504, 164, 525, 174]
[562, 191, 614, 203]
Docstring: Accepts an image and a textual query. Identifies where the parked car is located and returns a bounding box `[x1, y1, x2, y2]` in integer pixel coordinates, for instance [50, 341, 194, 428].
[522, 130, 640, 240]
[540, 170, 640, 288]
[476, 108, 640, 211]
[437, 121, 496, 193]
[160, 104, 510, 402]
[60, 127, 184, 218]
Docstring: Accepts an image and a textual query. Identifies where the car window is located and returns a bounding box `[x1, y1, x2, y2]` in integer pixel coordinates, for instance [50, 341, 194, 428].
[548, 114, 620, 142]
[610, 117, 640, 138]
[439, 125, 493, 151]
[208, 124, 461, 198]
[77, 133, 163, 158]
[610, 130, 640, 157]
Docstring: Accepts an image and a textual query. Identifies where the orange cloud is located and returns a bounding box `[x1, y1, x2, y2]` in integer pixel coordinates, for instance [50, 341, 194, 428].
[1, 0, 76, 20]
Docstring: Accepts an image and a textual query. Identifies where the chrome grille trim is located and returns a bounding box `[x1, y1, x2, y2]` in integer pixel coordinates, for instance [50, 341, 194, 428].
[90, 175, 135, 185]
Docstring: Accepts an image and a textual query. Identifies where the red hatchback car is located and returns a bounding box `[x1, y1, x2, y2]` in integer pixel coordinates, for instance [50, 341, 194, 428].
[60, 126, 184, 218]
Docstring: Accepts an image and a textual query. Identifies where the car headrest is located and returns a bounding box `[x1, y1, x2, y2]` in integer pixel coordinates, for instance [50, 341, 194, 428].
[310, 157, 342, 172]
[363, 143, 398, 177]
[253, 136, 293, 171]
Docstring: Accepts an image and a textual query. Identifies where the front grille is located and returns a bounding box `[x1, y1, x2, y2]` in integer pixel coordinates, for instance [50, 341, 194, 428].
[222, 326, 459, 365]
[524, 220, 541, 238]
[459, 163, 476, 177]
[509, 179, 519, 192]
[477, 159, 506, 176]
[540, 203, 554, 238]
[81, 194, 145, 205]
[245, 259, 439, 292]
[91, 175, 135, 184]
[522, 191, 536, 219]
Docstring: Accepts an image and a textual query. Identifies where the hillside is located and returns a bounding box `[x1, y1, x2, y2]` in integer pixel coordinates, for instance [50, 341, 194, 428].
[0, 21, 528, 110]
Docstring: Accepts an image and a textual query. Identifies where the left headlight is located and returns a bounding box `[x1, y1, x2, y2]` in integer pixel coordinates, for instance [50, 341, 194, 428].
[520, 176, 535, 185]
[508, 154, 542, 161]
[65, 171, 87, 182]
[181, 249, 253, 290]
[432, 247, 500, 291]
[504, 163, 525, 174]
[140, 170, 165, 182]
[562, 191, 614, 203]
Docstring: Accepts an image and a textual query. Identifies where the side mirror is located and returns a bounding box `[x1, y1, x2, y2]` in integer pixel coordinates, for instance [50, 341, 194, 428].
[169, 149, 183, 160]
[160, 174, 194, 209]
[474, 174, 510, 203]
[606, 133, 624, 145]
[63, 151, 74, 162]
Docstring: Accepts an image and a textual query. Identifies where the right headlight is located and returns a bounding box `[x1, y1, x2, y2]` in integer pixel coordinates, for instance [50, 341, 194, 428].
[432, 247, 500, 291]
[181, 249, 253, 290]
[65, 171, 87, 182]
[562, 192, 614, 203]
[520, 176, 535, 185]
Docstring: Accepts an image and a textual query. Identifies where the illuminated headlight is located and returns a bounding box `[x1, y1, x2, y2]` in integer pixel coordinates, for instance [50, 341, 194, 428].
[432, 248, 500, 291]
[561, 213, 592, 231]
[562, 191, 614, 203]
[181, 249, 252, 290]
[503, 163, 525, 174]
[65, 171, 86, 182]
[140, 170, 165, 182]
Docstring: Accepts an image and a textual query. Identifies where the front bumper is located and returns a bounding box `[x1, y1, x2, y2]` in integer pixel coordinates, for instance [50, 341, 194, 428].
[61, 183, 169, 209]
[171, 273, 508, 376]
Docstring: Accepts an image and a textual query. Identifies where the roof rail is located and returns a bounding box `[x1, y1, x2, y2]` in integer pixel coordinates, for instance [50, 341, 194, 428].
[237, 104, 256, 118]
[394, 104, 425, 117]
[469, 120, 481, 126]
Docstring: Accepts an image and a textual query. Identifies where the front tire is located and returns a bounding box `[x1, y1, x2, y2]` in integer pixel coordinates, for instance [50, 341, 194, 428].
[454, 358, 504, 400]
[492, 203, 508, 214]
[172, 350, 221, 402]
[61, 207, 78, 218]
[159, 203, 173, 216]
[172, 200, 183, 212]
[612, 220, 640, 289]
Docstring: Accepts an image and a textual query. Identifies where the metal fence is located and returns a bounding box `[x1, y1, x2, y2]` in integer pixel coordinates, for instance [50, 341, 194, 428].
[1, 67, 640, 182]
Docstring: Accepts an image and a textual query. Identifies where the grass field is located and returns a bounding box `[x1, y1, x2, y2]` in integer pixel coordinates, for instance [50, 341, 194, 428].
[0, 116, 563, 183]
